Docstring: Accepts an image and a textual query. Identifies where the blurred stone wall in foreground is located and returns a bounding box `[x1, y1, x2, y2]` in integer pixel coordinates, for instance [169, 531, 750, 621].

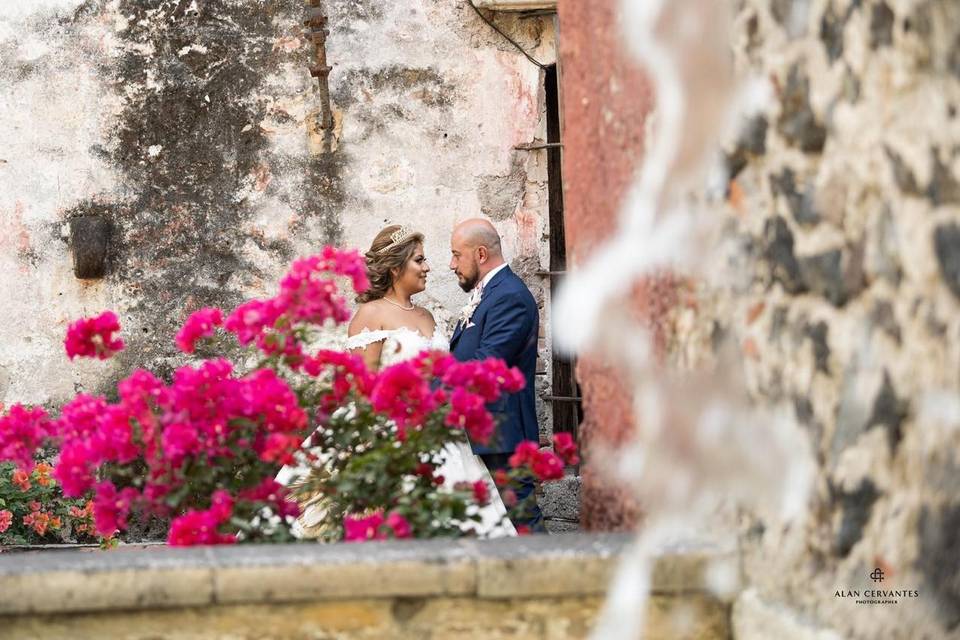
[708, 1, 960, 637]
[559, 0, 960, 637]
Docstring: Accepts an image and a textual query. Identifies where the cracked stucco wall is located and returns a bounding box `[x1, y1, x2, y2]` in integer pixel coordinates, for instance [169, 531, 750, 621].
[0, 0, 557, 449]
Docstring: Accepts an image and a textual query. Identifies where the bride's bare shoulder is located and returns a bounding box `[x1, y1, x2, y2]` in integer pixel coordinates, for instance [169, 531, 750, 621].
[414, 305, 435, 321]
[348, 301, 385, 336]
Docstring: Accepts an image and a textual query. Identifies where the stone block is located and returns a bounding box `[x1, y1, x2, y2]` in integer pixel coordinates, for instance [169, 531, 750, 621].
[650, 542, 738, 598]
[732, 589, 843, 640]
[646, 594, 731, 640]
[0, 565, 214, 615]
[473, 534, 627, 598]
[545, 519, 580, 534]
[540, 474, 582, 521]
[214, 551, 476, 604]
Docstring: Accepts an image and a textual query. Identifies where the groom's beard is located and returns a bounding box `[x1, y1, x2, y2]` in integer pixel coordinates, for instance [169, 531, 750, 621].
[458, 272, 479, 292]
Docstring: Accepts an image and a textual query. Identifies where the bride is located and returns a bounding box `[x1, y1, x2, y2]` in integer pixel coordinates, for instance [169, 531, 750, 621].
[280, 224, 515, 539]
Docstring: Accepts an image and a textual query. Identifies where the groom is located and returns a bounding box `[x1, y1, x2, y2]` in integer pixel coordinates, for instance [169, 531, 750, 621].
[449, 218, 545, 532]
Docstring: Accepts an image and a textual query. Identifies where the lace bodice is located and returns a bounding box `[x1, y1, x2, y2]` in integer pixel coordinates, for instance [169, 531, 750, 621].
[345, 326, 450, 368]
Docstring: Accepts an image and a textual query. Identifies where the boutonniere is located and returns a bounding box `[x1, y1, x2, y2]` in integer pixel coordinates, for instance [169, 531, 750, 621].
[456, 289, 482, 330]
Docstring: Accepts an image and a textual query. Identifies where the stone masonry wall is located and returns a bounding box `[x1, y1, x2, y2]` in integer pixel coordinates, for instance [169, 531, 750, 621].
[0, 0, 558, 448]
[666, 0, 960, 637]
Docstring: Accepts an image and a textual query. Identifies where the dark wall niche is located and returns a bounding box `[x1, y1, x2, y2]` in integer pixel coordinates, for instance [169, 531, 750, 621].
[70, 216, 111, 279]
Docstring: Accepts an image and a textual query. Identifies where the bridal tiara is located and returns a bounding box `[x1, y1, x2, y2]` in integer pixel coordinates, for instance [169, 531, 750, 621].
[377, 225, 417, 253]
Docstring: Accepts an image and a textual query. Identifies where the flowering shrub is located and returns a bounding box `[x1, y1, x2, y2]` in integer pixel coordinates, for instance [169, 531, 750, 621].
[0, 246, 577, 545]
[0, 461, 102, 545]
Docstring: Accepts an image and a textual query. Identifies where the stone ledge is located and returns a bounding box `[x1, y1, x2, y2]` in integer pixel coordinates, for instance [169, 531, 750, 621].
[0, 534, 733, 616]
[473, 0, 557, 10]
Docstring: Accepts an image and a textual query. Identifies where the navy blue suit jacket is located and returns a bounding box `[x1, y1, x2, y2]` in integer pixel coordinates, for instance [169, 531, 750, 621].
[450, 266, 539, 455]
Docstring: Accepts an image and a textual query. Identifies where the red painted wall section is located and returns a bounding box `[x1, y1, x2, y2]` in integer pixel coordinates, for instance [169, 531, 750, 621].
[557, 0, 664, 531]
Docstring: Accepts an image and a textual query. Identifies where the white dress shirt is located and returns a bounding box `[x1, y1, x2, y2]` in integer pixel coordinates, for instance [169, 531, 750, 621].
[477, 263, 509, 296]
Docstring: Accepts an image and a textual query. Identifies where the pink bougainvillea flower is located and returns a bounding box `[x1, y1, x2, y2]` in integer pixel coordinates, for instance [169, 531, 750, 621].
[385, 512, 412, 539]
[278, 268, 350, 326]
[531, 450, 565, 481]
[343, 513, 386, 542]
[412, 350, 457, 379]
[508, 441, 540, 469]
[224, 299, 283, 346]
[90, 405, 140, 465]
[370, 361, 438, 433]
[209, 490, 234, 522]
[0, 509, 12, 533]
[444, 387, 495, 445]
[222, 250, 367, 362]
[228, 368, 308, 435]
[552, 432, 580, 466]
[344, 512, 412, 541]
[167, 511, 237, 546]
[317, 246, 369, 295]
[64, 311, 124, 360]
[414, 462, 435, 480]
[472, 480, 491, 506]
[56, 394, 108, 447]
[258, 432, 302, 465]
[52, 442, 97, 498]
[92, 481, 139, 537]
[442, 358, 525, 403]
[167, 495, 236, 547]
[161, 422, 201, 469]
[277, 249, 369, 322]
[117, 370, 169, 457]
[507, 440, 567, 480]
[304, 350, 375, 406]
[0, 404, 52, 473]
[175, 307, 224, 354]
[53, 395, 143, 494]
[239, 478, 300, 519]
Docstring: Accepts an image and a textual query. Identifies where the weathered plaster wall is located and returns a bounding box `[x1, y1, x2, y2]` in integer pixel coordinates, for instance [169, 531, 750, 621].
[0, 1, 557, 442]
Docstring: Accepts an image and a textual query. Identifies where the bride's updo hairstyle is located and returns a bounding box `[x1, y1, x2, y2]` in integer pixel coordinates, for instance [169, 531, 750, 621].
[356, 224, 425, 303]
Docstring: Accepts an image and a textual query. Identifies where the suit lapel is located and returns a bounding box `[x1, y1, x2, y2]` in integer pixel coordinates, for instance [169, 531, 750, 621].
[451, 267, 512, 349]
[451, 320, 464, 346]
[482, 265, 511, 296]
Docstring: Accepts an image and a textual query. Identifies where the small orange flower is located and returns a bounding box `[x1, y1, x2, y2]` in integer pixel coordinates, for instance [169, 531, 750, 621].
[23, 511, 50, 536]
[11, 469, 31, 492]
[34, 463, 53, 487]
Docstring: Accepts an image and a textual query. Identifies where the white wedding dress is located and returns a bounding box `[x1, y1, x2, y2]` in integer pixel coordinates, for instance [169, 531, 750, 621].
[277, 325, 516, 539]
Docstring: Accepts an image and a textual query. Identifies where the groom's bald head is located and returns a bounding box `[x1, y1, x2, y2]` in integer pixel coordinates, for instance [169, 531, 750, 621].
[452, 218, 502, 257]
[450, 218, 505, 292]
